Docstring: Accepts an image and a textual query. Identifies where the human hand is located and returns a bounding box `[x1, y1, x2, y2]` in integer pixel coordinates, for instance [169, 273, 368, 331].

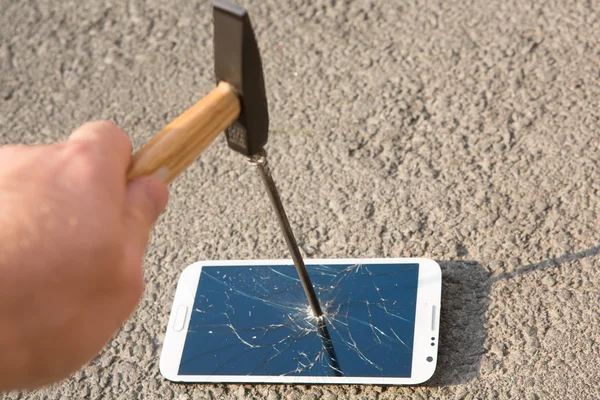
[0, 121, 169, 391]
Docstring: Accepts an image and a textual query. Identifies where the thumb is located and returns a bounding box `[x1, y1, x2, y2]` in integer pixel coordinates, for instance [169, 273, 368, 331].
[124, 174, 169, 259]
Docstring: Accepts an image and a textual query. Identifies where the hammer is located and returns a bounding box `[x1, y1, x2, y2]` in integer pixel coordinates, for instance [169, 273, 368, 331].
[126, 1, 324, 318]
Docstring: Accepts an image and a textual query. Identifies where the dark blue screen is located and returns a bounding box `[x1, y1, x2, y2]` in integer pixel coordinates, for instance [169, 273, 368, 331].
[178, 263, 419, 377]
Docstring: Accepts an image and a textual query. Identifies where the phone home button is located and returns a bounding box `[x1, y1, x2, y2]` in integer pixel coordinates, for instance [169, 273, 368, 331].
[174, 305, 188, 332]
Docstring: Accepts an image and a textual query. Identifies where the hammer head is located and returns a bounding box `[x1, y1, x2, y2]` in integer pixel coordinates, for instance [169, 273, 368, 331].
[214, 1, 269, 157]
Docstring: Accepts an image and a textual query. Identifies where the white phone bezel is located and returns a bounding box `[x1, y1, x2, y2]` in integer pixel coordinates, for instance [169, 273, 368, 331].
[159, 258, 441, 385]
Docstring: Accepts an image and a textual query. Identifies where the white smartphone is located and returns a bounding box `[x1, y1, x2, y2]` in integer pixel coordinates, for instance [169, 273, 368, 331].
[159, 258, 442, 385]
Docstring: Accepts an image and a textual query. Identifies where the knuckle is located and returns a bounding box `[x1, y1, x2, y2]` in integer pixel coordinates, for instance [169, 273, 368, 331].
[64, 141, 100, 179]
[84, 120, 119, 134]
[79, 120, 132, 151]
[92, 120, 131, 148]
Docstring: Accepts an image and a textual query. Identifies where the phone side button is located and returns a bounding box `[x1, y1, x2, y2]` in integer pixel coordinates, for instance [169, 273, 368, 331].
[174, 305, 188, 332]
[431, 305, 436, 331]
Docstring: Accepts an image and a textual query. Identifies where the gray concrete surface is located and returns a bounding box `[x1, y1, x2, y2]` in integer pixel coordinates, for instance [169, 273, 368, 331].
[1, 0, 599, 398]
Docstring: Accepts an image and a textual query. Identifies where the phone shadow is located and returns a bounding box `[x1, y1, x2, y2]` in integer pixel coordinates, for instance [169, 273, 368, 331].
[425, 260, 491, 386]
[427, 245, 600, 386]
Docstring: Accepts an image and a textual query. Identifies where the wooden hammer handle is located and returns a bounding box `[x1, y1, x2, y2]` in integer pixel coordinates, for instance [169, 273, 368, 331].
[127, 81, 240, 184]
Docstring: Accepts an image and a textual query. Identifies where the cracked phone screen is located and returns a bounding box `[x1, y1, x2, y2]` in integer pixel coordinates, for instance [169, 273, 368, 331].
[178, 263, 419, 377]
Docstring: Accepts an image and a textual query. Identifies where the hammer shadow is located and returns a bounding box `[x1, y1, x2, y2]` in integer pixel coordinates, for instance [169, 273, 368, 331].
[426, 245, 600, 386]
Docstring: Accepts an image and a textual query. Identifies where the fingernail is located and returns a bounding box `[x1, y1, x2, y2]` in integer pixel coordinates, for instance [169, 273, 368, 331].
[153, 166, 169, 182]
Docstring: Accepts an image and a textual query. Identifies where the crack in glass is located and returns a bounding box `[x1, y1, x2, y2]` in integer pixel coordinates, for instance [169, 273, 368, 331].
[178, 263, 420, 377]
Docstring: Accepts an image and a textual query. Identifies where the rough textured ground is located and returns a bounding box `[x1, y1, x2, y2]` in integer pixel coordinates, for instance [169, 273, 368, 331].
[1, 0, 599, 398]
